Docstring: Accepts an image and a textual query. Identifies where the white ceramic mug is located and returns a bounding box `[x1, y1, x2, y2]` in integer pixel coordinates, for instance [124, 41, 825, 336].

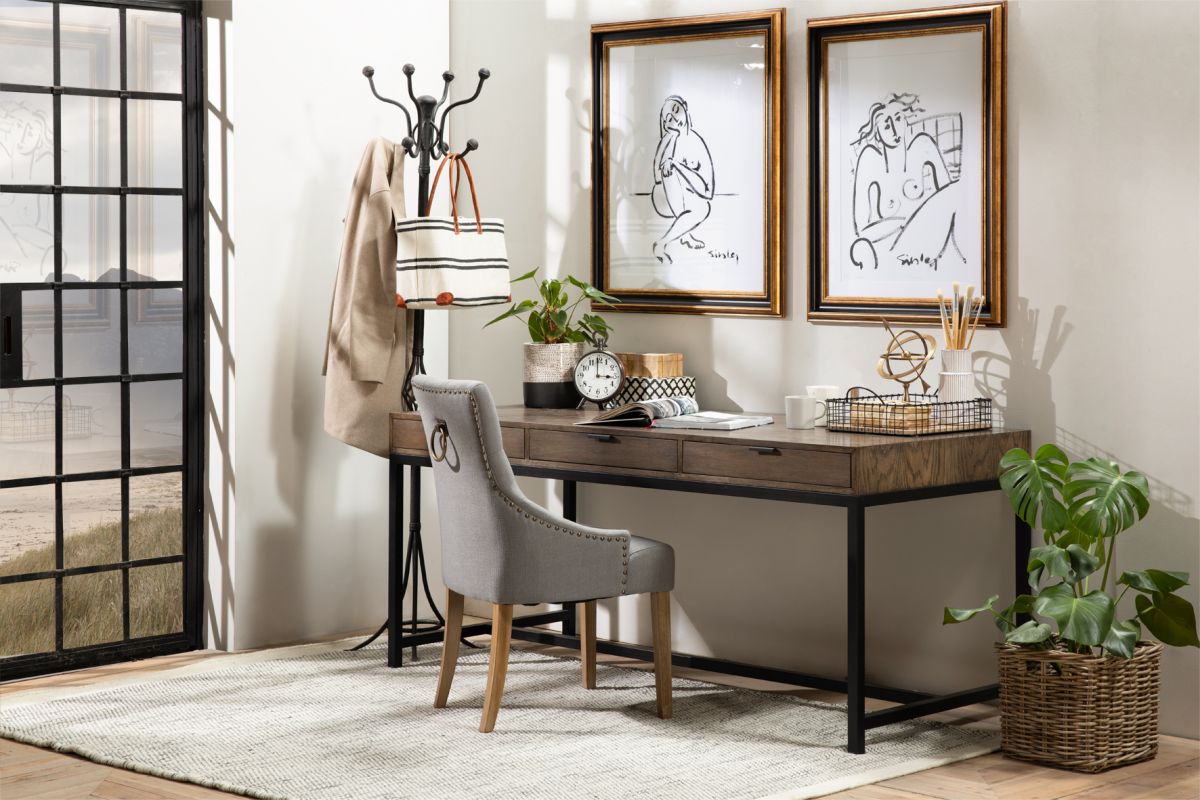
[805, 385, 841, 427]
[785, 395, 826, 429]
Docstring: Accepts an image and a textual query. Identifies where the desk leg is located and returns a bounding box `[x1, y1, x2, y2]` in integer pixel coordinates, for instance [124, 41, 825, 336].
[388, 458, 405, 668]
[846, 501, 866, 754]
[561, 479, 578, 638]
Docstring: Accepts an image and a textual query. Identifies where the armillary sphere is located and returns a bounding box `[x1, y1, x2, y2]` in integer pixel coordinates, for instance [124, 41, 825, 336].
[876, 319, 937, 402]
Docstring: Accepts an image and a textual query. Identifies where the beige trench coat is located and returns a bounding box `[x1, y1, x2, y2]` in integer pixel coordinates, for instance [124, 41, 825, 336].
[323, 138, 413, 457]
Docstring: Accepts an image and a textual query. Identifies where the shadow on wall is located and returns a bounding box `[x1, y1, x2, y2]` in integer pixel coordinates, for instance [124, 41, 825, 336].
[204, 0, 235, 651]
[973, 296, 1073, 431]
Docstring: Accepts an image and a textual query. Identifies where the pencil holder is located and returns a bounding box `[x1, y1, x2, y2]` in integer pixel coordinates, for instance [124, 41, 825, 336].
[938, 349, 975, 404]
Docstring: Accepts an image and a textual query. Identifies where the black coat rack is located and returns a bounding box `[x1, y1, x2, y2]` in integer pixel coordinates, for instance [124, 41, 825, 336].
[351, 63, 489, 659]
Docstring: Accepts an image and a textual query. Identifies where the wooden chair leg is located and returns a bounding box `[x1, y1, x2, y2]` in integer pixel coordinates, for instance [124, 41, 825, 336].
[480, 603, 513, 733]
[580, 600, 597, 689]
[650, 591, 673, 719]
[434, 589, 464, 708]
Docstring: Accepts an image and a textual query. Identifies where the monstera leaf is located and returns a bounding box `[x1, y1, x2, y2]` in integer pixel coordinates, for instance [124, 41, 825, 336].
[943, 595, 1000, 625]
[1102, 619, 1142, 658]
[1136, 592, 1200, 648]
[1063, 458, 1150, 539]
[999, 445, 1069, 533]
[1033, 584, 1115, 646]
[1027, 544, 1100, 588]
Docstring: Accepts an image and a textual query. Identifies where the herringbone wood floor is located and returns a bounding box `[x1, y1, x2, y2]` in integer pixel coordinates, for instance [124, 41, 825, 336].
[2, 633, 1197, 800]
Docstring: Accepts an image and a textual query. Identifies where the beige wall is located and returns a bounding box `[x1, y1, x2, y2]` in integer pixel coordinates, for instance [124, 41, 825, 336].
[448, 0, 1200, 737]
[202, 0, 450, 651]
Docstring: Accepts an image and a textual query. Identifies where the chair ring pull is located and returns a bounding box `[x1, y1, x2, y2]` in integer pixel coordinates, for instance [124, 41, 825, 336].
[430, 420, 450, 463]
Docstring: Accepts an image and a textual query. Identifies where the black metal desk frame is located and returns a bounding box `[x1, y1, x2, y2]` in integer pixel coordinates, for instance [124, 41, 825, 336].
[386, 454, 1030, 755]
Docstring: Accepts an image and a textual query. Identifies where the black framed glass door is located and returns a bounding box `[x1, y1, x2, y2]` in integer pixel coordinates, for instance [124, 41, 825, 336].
[0, 0, 203, 679]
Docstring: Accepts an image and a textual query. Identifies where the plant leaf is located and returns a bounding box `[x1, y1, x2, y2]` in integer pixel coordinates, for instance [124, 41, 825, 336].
[995, 594, 1037, 633]
[1102, 619, 1141, 658]
[1135, 592, 1200, 647]
[527, 312, 545, 343]
[1063, 458, 1150, 538]
[1026, 544, 1099, 588]
[998, 445, 1069, 532]
[484, 304, 520, 328]
[1033, 584, 1115, 646]
[1005, 619, 1052, 644]
[943, 594, 1000, 625]
[1119, 569, 1189, 594]
[512, 267, 539, 283]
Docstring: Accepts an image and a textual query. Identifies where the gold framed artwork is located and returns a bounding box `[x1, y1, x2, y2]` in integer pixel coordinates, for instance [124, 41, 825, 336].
[807, 3, 1006, 326]
[591, 10, 786, 317]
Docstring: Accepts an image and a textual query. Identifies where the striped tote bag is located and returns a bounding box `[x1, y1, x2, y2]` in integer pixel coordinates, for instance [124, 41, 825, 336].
[394, 154, 511, 309]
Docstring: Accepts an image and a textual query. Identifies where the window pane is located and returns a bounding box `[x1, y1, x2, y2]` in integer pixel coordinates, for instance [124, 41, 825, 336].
[17, 288, 52, 381]
[131, 379, 180, 467]
[61, 194, 119, 282]
[0, 386, 56, 480]
[128, 100, 181, 188]
[0, 578, 55, 657]
[62, 381, 121, 475]
[0, 485, 55, 578]
[127, 194, 182, 281]
[130, 472, 181, 560]
[63, 479, 121, 569]
[0, 191, 54, 282]
[130, 562, 181, 638]
[61, 95, 119, 187]
[63, 570, 122, 648]
[0, 92, 54, 185]
[59, 3, 119, 91]
[0, 1, 54, 86]
[127, 9, 181, 94]
[129, 287, 181, 374]
[62, 287, 120, 379]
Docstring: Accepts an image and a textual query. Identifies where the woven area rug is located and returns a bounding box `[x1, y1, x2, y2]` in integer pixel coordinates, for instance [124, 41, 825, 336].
[0, 640, 997, 800]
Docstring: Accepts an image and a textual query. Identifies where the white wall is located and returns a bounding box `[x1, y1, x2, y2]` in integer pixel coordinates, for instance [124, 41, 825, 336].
[448, 0, 1200, 737]
[202, 0, 450, 651]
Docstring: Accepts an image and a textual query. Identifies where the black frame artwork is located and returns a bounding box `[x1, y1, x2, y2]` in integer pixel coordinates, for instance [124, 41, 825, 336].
[0, 0, 206, 680]
[591, 10, 786, 317]
[807, 3, 1006, 326]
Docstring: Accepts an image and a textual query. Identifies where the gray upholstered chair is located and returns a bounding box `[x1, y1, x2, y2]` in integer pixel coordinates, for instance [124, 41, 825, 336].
[412, 376, 675, 732]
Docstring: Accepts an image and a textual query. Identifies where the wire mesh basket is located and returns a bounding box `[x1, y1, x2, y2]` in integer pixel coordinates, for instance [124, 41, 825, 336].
[0, 397, 93, 443]
[827, 389, 992, 436]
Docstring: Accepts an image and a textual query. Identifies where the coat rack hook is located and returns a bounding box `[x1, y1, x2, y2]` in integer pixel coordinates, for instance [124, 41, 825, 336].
[362, 65, 414, 140]
[437, 71, 454, 109]
[402, 63, 419, 105]
[436, 67, 490, 153]
[456, 138, 479, 159]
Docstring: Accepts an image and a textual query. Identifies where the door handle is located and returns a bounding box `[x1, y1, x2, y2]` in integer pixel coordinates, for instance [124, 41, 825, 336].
[749, 446, 779, 455]
[586, 433, 615, 443]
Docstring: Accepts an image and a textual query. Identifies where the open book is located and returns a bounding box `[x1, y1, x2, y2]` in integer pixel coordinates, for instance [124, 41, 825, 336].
[575, 397, 773, 431]
[575, 396, 699, 427]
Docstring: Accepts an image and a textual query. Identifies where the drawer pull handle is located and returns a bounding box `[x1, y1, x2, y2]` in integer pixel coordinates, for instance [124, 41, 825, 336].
[749, 446, 779, 455]
[586, 433, 616, 443]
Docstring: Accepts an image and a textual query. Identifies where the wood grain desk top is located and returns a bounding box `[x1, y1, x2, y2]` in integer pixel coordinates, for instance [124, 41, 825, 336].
[391, 407, 1031, 497]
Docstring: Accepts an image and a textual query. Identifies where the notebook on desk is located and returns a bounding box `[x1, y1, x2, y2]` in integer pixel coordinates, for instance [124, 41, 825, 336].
[574, 396, 773, 430]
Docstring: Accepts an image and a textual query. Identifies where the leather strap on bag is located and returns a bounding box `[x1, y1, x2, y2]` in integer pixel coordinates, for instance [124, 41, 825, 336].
[427, 154, 484, 235]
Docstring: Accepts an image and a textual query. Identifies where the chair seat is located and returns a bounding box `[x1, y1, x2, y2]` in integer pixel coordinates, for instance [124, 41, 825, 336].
[625, 535, 675, 596]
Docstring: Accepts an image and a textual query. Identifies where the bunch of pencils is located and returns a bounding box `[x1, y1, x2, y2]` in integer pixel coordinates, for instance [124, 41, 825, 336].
[936, 283, 984, 350]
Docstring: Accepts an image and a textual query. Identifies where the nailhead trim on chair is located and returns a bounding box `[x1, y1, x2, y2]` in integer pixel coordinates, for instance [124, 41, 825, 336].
[416, 385, 631, 596]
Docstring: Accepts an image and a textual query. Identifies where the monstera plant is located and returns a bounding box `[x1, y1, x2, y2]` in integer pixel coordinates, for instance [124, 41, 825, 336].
[944, 444, 1199, 656]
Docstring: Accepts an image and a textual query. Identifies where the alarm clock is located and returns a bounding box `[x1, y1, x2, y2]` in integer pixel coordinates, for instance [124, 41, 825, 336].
[573, 336, 625, 408]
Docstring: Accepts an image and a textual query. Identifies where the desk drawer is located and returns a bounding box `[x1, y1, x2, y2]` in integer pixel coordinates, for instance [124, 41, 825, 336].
[528, 429, 677, 472]
[391, 417, 525, 460]
[682, 442, 851, 488]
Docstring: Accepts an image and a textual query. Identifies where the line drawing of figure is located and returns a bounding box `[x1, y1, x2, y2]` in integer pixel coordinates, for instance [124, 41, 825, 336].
[849, 92, 964, 271]
[651, 95, 715, 265]
[0, 99, 55, 279]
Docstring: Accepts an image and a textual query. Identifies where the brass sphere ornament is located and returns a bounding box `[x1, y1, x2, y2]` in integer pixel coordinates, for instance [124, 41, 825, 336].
[876, 318, 937, 402]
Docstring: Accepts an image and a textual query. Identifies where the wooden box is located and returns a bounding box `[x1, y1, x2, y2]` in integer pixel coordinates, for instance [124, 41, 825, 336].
[615, 352, 684, 378]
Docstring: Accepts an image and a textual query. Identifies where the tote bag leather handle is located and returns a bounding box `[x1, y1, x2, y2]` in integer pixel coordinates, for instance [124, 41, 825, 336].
[427, 154, 483, 235]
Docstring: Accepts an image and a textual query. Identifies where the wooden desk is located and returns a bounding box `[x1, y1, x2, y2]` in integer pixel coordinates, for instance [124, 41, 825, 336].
[387, 406, 1031, 754]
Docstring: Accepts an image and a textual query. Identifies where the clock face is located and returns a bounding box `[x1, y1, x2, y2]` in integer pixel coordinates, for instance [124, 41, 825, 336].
[574, 350, 624, 402]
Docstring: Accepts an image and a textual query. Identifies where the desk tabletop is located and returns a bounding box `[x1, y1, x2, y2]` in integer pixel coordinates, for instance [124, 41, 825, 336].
[391, 406, 1029, 496]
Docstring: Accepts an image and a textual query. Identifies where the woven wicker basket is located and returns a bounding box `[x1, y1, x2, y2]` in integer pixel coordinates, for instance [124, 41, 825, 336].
[996, 641, 1163, 773]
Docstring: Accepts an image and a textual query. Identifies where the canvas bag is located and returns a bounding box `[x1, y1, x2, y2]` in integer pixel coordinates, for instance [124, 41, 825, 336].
[394, 154, 510, 309]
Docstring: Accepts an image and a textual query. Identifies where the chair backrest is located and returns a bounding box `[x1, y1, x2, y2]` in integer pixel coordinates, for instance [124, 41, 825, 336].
[411, 376, 523, 599]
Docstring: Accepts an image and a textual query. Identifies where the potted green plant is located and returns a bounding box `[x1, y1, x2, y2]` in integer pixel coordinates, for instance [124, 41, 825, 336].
[944, 444, 1199, 772]
[485, 268, 619, 408]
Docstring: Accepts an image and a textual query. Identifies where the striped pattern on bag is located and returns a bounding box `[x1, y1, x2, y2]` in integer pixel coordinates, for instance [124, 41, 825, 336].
[395, 216, 511, 309]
